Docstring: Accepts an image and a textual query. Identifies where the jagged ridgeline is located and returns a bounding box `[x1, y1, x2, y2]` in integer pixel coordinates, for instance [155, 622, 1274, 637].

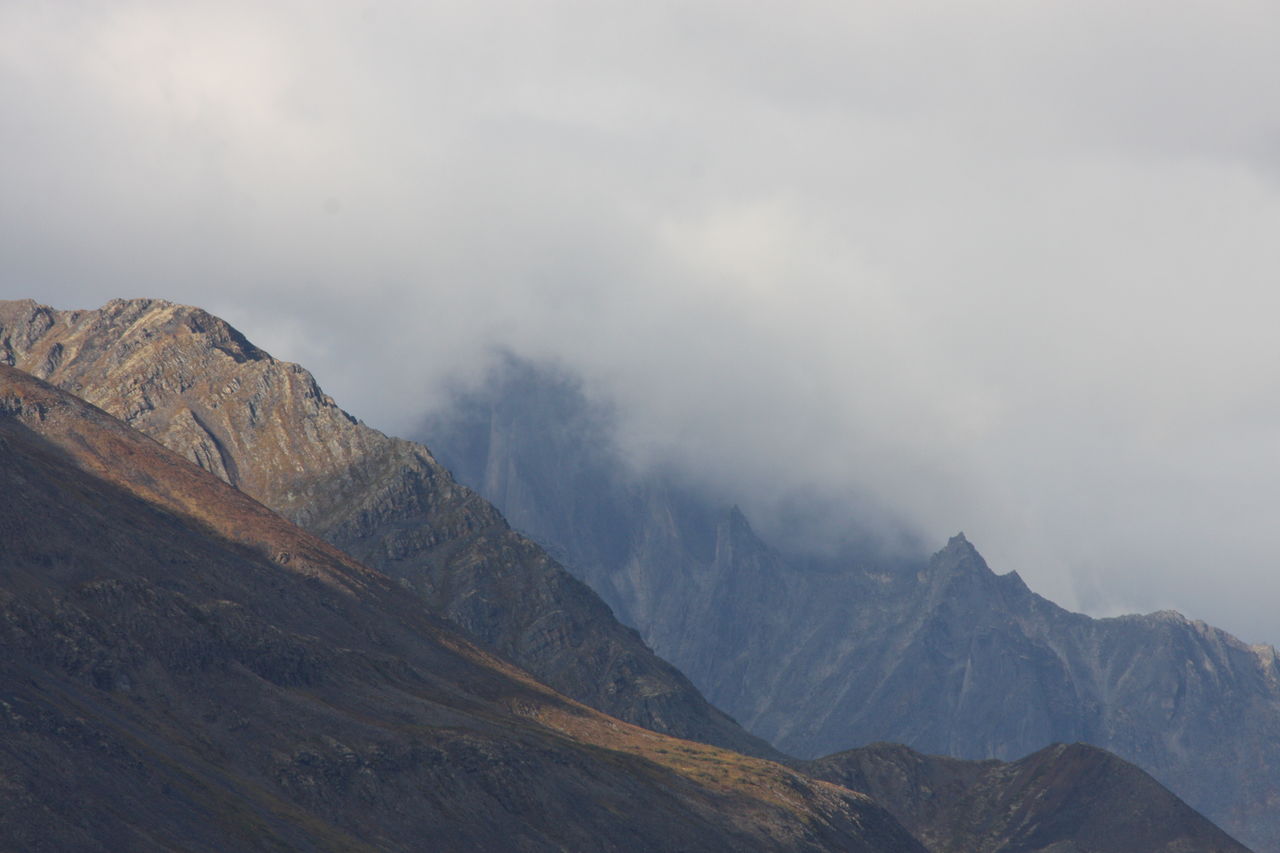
[420, 353, 1280, 853]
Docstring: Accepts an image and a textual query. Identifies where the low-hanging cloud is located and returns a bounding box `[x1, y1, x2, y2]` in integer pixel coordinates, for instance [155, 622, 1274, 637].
[3, 0, 1280, 642]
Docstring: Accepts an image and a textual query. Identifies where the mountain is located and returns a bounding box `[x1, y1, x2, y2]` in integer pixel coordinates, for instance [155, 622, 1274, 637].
[802, 742, 1251, 853]
[0, 302, 1252, 851]
[0, 363, 927, 851]
[0, 297, 774, 760]
[420, 353, 1280, 852]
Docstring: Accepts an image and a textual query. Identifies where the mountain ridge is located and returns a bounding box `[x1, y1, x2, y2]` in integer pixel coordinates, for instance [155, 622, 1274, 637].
[1, 299, 1260, 851]
[0, 297, 775, 760]
[802, 741, 1251, 853]
[0, 362, 928, 852]
[420, 352, 1280, 851]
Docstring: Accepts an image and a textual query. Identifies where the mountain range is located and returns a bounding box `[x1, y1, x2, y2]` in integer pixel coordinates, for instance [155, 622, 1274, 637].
[803, 741, 1249, 853]
[421, 353, 1280, 852]
[0, 298, 1256, 851]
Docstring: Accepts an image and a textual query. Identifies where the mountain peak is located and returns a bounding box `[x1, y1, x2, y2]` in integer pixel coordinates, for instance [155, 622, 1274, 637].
[931, 531, 992, 577]
[1, 298, 777, 759]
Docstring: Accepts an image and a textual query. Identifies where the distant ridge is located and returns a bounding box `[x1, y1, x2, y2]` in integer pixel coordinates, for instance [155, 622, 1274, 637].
[421, 352, 1280, 852]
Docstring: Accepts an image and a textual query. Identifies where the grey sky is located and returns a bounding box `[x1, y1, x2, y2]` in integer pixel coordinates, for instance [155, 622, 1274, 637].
[4, 1, 1280, 642]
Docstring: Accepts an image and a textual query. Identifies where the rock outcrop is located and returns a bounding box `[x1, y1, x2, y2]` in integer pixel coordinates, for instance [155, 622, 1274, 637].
[0, 298, 774, 759]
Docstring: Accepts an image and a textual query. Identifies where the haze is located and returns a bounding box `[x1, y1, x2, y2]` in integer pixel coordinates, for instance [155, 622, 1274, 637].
[3, 1, 1279, 643]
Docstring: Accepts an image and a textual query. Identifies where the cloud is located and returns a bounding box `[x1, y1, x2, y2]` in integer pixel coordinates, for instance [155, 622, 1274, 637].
[3, 0, 1280, 642]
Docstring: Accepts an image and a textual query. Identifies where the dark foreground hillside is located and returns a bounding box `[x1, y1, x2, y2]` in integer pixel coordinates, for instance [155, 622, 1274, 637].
[0, 365, 922, 852]
[803, 742, 1250, 853]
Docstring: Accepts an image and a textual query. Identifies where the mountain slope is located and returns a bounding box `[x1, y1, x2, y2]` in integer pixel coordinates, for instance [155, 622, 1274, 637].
[802, 742, 1250, 853]
[1, 307, 1254, 852]
[420, 354, 1280, 852]
[0, 297, 773, 759]
[0, 364, 924, 852]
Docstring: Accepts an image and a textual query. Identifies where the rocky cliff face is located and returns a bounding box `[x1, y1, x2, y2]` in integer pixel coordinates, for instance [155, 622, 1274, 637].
[802, 742, 1251, 853]
[0, 298, 774, 759]
[0, 364, 927, 852]
[421, 354, 1280, 852]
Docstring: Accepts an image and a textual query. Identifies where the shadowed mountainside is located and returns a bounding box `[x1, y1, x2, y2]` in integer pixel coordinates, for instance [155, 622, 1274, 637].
[802, 742, 1250, 853]
[0, 297, 774, 759]
[0, 364, 924, 852]
[420, 354, 1280, 852]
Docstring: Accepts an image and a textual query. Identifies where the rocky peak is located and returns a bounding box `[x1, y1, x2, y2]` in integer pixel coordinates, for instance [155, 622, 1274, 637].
[920, 532, 1035, 608]
[0, 298, 775, 758]
[919, 531, 1000, 602]
[934, 532, 986, 571]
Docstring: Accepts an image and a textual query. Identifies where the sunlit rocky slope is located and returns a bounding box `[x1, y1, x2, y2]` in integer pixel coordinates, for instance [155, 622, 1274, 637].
[0, 364, 926, 852]
[0, 297, 772, 759]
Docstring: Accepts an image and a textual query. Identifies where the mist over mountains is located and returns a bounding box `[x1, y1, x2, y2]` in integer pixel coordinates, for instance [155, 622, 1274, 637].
[5, 2, 1280, 849]
[1, 297, 1260, 851]
[7, 1, 1280, 649]
[421, 352, 1280, 852]
[420, 352, 928, 575]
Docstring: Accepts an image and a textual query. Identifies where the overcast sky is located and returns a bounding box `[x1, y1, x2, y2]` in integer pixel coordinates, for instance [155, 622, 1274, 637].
[4, 1, 1280, 643]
